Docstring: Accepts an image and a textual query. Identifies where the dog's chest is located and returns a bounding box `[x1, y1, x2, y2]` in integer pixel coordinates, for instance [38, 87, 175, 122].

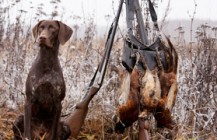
[30, 69, 65, 97]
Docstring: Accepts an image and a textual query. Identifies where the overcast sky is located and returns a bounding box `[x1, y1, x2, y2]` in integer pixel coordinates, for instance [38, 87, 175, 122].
[63, 0, 217, 21]
[6, 0, 217, 26]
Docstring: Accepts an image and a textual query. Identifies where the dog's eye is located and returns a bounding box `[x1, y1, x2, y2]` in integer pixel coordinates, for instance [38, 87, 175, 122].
[39, 25, 44, 29]
[49, 25, 55, 29]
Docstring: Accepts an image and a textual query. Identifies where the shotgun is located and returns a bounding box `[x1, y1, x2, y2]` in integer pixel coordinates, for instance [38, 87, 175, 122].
[65, 0, 124, 138]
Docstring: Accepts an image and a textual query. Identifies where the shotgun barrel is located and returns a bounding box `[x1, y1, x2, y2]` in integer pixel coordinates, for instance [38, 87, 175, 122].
[66, 0, 124, 138]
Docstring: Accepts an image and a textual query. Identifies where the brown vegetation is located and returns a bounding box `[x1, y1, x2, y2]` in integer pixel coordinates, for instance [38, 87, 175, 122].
[0, 0, 217, 139]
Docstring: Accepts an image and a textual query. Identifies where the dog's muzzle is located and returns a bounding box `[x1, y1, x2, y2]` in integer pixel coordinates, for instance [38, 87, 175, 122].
[37, 35, 52, 48]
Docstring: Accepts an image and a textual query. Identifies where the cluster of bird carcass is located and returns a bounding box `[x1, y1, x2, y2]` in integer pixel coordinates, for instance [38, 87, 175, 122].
[112, 37, 179, 134]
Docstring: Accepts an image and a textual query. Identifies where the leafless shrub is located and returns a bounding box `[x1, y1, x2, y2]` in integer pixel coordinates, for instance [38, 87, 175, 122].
[174, 24, 217, 139]
[187, 0, 197, 45]
[0, 0, 216, 140]
[174, 26, 186, 47]
[159, 0, 171, 30]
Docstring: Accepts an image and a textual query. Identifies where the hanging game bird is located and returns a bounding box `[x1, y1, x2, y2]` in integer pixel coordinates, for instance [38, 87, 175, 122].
[114, 37, 178, 133]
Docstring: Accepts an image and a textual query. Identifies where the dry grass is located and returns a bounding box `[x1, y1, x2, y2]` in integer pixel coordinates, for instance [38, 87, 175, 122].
[0, 36, 217, 140]
[0, 0, 217, 139]
[0, 107, 18, 140]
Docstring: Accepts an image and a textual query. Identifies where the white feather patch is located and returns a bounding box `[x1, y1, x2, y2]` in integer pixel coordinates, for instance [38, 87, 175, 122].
[118, 71, 131, 106]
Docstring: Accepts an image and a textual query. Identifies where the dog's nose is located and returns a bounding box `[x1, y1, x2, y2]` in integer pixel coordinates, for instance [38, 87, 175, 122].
[39, 35, 47, 41]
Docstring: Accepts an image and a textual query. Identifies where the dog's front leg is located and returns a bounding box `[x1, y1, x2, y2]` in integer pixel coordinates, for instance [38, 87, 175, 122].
[50, 102, 61, 140]
[24, 98, 32, 139]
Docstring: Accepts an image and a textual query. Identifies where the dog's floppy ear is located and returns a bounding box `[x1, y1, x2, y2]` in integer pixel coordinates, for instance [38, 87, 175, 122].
[57, 21, 73, 45]
[32, 20, 44, 40]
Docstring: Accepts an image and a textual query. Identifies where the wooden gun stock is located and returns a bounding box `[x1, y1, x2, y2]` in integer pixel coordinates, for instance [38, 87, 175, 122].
[65, 87, 99, 138]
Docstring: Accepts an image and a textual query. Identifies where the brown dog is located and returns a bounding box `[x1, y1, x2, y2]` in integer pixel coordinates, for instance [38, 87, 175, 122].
[13, 20, 72, 140]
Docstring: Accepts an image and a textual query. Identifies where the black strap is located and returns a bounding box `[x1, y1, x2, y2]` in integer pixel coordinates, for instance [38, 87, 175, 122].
[147, 0, 160, 32]
[148, 0, 157, 22]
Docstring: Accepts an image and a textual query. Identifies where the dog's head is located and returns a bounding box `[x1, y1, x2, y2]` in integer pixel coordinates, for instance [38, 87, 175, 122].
[32, 20, 73, 48]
